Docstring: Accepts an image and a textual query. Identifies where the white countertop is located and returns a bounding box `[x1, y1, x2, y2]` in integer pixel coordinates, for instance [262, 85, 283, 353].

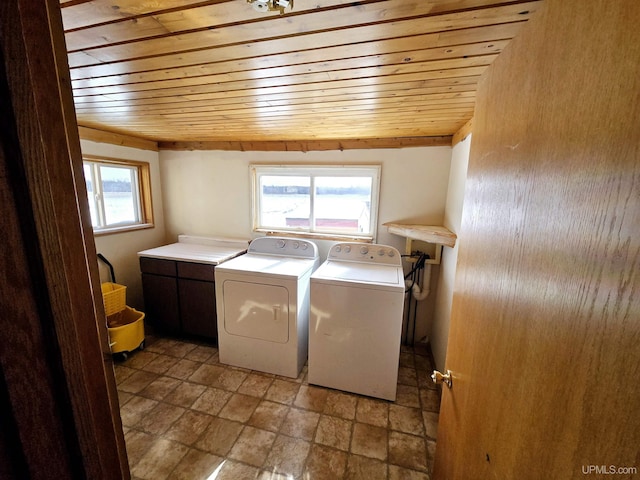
[137, 235, 249, 265]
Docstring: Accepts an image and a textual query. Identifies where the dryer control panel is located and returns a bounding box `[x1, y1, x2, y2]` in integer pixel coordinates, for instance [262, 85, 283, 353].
[248, 236, 319, 259]
[328, 243, 401, 266]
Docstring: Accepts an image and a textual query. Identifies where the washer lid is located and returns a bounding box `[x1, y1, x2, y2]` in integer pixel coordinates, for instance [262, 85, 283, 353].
[311, 260, 403, 288]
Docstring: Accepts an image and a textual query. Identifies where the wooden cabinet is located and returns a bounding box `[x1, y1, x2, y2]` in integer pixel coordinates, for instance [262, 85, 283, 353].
[140, 256, 218, 342]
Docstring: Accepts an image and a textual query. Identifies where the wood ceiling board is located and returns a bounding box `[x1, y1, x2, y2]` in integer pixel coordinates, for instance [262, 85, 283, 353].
[68, 22, 523, 81]
[70, 39, 507, 90]
[74, 89, 477, 115]
[59, 0, 229, 30]
[71, 54, 497, 97]
[60, 1, 542, 145]
[65, 3, 539, 67]
[72, 66, 488, 103]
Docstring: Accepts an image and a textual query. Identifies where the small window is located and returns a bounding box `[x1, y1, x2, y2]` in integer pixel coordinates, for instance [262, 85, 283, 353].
[251, 165, 381, 240]
[82, 156, 153, 235]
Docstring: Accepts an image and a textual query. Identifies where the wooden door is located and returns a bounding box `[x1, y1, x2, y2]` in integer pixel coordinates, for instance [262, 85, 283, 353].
[433, 1, 640, 478]
[0, 0, 128, 477]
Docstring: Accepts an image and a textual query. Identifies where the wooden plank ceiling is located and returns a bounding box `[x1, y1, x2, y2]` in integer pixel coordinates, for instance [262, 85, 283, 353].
[60, 0, 542, 149]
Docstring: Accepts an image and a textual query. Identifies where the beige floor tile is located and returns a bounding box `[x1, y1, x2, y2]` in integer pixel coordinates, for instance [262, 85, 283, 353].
[124, 430, 156, 469]
[184, 344, 217, 363]
[345, 454, 388, 480]
[248, 400, 290, 432]
[315, 415, 352, 451]
[120, 396, 158, 427]
[218, 393, 260, 423]
[422, 411, 439, 439]
[142, 354, 181, 375]
[238, 373, 274, 398]
[167, 449, 223, 480]
[164, 410, 213, 446]
[426, 438, 436, 472]
[417, 370, 438, 389]
[191, 387, 232, 416]
[323, 391, 357, 420]
[303, 444, 348, 480]
[118, 389, 134, 407]
[114, 365, 136, 385]
[122, 338, 439, 479]
[265, 378, 300, 405]
[204, 351, 221, 365]
[257, 470, 292, 480]
[355, 397, 388, 428]
[188, 364, 226, 386]
[395, 384, 421, 408]
[119, 370, 158, 394]
[419, 388, 441, 412]
[130, 438, 189, 480]
[228, 426, 276, 467]
[397, 366, 418, 387]
[216, 368, 249, 391]
[165, 358, 201, 380]
[125, 351, 159, 370]
[161, 341, 198, 358]
[388, 431, 428, 472]
[350, 423, 388, 461]
[294, 384, 330, 412]
[389, 404, 425, 435]
[280, 408, 320, 441]
[194, 417, 243, 456]
[139, 376, 181, 401]
[214, 459, 260, 480]
[135, 402, 186, 435]
[263, 434, 311, 477]
[399, 351, 416, 368]
[144, 337, 177, 354]
[389, 464, 430, 480]
[163, 381, 207, 409]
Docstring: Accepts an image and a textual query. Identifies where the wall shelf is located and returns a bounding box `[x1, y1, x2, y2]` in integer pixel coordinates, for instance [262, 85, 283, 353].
[383, 222, 457, 264]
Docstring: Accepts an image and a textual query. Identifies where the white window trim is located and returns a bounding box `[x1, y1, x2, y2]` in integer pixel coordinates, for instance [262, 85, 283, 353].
[250, 164, 381, 241]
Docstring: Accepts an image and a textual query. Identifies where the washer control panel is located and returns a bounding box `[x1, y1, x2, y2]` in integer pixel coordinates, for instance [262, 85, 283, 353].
[328, 243, 401, 266]
[248, 236, 318, 259]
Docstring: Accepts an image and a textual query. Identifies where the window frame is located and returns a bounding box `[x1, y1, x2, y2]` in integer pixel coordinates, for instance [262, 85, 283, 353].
[250, 164, 381, 241]
[82, 154, 154, 236]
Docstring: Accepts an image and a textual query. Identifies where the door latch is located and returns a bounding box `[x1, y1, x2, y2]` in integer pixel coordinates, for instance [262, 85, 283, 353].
[431, 369, 453, 389]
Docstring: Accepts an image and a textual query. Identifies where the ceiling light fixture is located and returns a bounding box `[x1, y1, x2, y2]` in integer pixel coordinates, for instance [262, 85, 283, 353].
[247, 0, 293, 14]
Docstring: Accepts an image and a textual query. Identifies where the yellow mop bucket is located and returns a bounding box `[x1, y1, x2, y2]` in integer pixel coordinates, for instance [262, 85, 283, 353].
[107, 307, 145, 357]
[98, 253, 145, 359]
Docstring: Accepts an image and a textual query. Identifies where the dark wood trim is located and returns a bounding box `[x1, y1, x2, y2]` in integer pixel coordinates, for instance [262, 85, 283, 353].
[158, 136, 453, 151]
[0, 0, 129, 477]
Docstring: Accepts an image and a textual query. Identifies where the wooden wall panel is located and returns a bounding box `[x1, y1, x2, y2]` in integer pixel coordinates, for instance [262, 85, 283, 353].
[434, 0, 640, 478]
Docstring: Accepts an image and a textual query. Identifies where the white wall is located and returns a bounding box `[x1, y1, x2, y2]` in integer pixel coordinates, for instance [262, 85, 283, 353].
[81, 140, 166, 310]
[431, 134, 471, 370]
[159, 147, 452, 342]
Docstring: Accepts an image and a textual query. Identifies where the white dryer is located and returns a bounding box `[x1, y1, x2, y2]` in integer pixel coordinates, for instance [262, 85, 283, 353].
[309, 242, 404, 401]
[215, 237, 319, 378]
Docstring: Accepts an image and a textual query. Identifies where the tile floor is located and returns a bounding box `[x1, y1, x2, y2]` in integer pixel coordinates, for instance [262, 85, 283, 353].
[115, 335, 440, 480]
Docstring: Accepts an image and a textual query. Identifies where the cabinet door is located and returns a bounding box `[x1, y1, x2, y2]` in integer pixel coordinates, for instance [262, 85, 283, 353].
[178, 278, 217, 341]
[141, 273, 180, 333]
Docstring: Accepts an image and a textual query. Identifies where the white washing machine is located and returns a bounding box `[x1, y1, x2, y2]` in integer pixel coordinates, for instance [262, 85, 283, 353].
[215, 237, 319, 378]
[309, 242, 405, 401]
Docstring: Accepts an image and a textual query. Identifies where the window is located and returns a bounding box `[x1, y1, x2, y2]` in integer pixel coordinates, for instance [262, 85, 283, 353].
[251, 165, 381, 240]
[82, 155, 153, 234]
